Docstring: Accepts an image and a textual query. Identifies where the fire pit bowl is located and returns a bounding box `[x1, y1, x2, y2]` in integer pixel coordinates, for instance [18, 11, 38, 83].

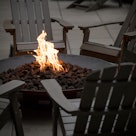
[0, 54, 112, 102]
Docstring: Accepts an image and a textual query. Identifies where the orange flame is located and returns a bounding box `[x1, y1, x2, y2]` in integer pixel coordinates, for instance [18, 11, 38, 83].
[34, 30, 64, 72]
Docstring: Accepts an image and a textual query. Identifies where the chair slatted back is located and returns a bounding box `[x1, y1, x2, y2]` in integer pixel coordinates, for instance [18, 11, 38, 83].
[74, 63, 136, 135]
[10, 0, 53, 43]
[115, 0, 136, 48]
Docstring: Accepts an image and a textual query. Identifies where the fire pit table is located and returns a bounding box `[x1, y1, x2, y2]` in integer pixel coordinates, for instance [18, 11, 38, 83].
[0, 54, 112, 103]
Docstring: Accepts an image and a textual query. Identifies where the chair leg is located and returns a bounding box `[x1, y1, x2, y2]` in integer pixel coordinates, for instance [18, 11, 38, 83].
[52, 102, 58, 136]
[118, 0, 122, 7]
[9, 45, 14, 57]
[10, 93, 24, 136]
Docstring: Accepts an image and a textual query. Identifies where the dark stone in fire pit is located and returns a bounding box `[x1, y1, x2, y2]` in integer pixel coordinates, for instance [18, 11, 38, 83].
[0, 60, 92, 91]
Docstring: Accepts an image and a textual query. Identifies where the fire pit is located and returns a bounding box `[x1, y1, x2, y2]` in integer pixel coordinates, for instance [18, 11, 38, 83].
[0, 31, 112, 102]
[0, 54, 112, 101]
[0, 59, 92, 92]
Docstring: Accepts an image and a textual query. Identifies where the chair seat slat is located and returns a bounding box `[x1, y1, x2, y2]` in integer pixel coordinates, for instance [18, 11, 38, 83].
[127, 111, 136, 129]
[34, 0, 44, 34]
[94, 84, 111, 110]
[88, 114, 103, 133]
[19, 0, 30, 42]
[11, 0, 22, 42]
[26, 0, 37, 41]
[42, 0, 53, 40]
[114, 112, 129, 131]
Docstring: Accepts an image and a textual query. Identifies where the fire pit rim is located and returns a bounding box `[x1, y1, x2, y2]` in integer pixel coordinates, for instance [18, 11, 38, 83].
[0, 54, 112, 73]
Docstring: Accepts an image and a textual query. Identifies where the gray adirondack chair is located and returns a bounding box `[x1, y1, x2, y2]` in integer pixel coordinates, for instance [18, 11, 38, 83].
[79, 0, 136, 64]
[0, 80, 25, 136]
[67, 0, 122, 12]
[41, 63, 136, 136]
[4, 0, 74, 56]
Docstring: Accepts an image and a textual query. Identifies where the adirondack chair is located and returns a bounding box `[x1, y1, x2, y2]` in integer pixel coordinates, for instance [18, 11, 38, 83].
[0, 80, 25, 136]
[4, 0, 74, 56]
[79, 0, 136, 64]
[67, 0, 122, 12]
[41, 63, 136, 136]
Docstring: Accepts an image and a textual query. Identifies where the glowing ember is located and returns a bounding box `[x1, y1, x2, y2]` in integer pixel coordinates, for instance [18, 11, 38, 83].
[34, 30, 64, 72]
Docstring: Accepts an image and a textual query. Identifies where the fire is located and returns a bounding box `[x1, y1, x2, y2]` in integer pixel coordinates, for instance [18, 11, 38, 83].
[34, 30, 64, 72]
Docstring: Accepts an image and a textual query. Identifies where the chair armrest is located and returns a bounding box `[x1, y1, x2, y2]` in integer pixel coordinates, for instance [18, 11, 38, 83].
[51, 17, 74, 30]
[78, 20, 124, 43]
[3, 20, 15, 35]
[0, 80, 25, 96]
[41, 79, 78, 114]
[78, 20, 124, 30]
[100, 44, 121, 51]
